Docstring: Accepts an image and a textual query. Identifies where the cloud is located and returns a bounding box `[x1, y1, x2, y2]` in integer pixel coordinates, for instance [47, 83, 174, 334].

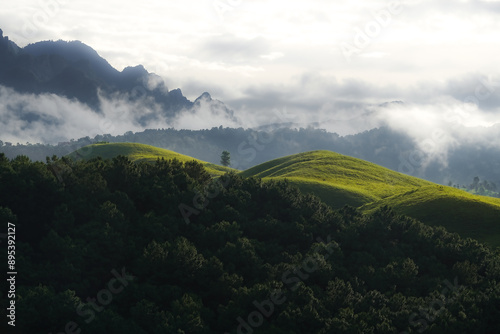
[4, 0, 500, 112]
[0, 85, 241, 144]
[376, 98, 500, 169]
[198, 34, 270, 64]
[1, 68, 500, 179]
[0, 85, 100, 144]
[2, 0, 500, 181]
[259, 52, 284, 61]
[443, 73, 500, 111]
[5, 66, 497, 141]
[170, 94, 241, 130]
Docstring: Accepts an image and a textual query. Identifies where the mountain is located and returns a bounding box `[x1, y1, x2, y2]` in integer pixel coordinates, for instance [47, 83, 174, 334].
[0, 29, 226, 118]
[70, 143, 500, 248]
[191, 91, 238, 123]
[0, 28, 20, 57]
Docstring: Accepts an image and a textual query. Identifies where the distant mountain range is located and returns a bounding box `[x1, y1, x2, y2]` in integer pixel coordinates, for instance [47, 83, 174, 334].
[0, 28, 230, 119]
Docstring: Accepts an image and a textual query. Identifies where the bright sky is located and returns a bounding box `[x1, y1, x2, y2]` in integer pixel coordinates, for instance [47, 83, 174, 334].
[2, 0, 500, 125]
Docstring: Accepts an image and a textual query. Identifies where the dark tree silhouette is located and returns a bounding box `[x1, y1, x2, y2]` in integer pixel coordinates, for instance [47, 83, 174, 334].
[220, 150, 231, 166]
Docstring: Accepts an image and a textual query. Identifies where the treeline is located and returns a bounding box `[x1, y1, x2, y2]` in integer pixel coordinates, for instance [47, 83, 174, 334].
[0, 153, 500, 333]
[2, 126, 500, 187]
[450, 176, 500, 198]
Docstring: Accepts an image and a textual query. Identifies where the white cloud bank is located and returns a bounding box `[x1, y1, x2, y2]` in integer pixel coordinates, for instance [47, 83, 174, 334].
[0, 85, 241, 144]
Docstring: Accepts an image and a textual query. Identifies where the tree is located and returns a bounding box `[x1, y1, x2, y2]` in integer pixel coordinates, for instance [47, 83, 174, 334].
[220, 150, 231, 167]
[479, 185, 486, 195]
[473, 176, 480, 191]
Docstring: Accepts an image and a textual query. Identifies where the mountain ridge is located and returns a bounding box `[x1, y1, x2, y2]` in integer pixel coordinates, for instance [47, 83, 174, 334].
[0, 29, 230, 119]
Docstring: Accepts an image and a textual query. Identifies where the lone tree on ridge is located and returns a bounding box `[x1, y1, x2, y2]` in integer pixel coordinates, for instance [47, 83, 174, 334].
[220, 150, 231, 167]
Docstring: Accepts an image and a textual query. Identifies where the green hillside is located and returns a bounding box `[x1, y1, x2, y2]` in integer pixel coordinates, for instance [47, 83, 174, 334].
[362, 185, 500, 246]
[68, 145, 500, 247]
[240, 150, 434, 208]
[241, 150, 500, 247]
[4, 152, 500, 332]
[68, 142, 234, 175]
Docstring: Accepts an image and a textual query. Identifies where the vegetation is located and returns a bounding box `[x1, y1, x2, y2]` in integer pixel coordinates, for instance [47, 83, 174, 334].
[68, 142, 235, 176]
[1, 151, 500, 333]
[454, 176, 500, 198]
[68, 144, 500, 248]
[3, 126, 500, 188]
[242, 150, 500, 248]
[220, 150, 231, 167]
[240, 150, 434, 207]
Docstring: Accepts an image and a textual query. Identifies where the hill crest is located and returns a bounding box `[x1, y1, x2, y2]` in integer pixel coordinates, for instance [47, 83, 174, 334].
[69, 142, 235, 176]
[241, 149, 500, 247]
[68, 143, 500, 247]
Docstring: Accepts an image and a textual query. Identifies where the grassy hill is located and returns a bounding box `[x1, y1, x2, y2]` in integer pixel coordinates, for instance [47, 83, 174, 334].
[68, 142, 234, 176]
[242, 150, 500, 248]
[240, 150, 435, 208]
[68, 145, 500, 247]
[362, 186, 500, 246]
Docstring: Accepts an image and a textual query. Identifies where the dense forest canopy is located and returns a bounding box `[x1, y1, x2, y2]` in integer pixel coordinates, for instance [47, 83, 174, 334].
[1, 153, 500, 333]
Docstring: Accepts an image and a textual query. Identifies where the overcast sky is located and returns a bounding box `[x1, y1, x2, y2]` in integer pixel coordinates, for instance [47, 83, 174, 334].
[1, 0, 500, 141]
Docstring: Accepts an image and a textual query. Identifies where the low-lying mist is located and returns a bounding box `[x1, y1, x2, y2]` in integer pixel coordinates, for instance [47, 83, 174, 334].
[1, 73, 500, 180]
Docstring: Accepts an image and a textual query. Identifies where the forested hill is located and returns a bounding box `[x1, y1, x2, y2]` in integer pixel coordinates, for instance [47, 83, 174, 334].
[0, 153, 499, 333]
[69, 144, 500, 248]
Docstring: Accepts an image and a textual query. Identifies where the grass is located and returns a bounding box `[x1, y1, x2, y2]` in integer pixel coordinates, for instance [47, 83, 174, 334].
[69, 145, 500, 248]
[68, 142, 235, 176]
[242, 150, 500, 248]
[241, 150, 434, 208]
[362, 185, 500, 247]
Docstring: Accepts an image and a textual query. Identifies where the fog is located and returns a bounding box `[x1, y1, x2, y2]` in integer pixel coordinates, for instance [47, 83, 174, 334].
[1, 71, 500, 175]
[0, 85, 241, 144]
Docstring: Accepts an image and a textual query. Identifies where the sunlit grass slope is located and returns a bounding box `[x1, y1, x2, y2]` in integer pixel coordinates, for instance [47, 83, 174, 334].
[240, 150, 434, 208]
[241, 150, 500, 247]
[362, 186, 500, 247]
[68, 142, 234, 176]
